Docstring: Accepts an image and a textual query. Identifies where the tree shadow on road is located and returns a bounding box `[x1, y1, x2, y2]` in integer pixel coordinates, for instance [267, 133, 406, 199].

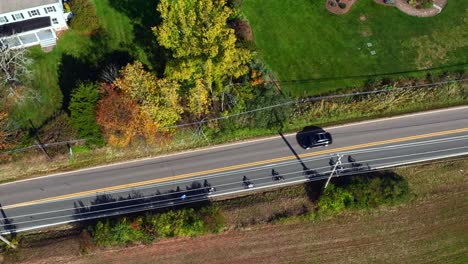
[72, 180, 216, 225]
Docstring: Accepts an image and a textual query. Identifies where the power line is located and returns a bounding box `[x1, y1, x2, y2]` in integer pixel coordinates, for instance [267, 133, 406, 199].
[163, 78, 468, 129]
[279, 62, 468, 84]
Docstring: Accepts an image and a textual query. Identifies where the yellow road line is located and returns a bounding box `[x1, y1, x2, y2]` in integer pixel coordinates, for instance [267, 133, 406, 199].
[3, 127, 468, 210]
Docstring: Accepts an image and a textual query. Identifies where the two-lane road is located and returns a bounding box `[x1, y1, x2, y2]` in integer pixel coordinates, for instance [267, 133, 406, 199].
[1, 106, 467, 234]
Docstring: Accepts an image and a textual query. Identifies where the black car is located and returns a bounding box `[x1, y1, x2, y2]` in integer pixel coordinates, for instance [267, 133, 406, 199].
[297, 131, 332, 149]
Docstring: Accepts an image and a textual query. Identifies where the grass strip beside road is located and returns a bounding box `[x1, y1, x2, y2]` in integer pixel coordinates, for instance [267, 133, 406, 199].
[3, 127, 468, 210]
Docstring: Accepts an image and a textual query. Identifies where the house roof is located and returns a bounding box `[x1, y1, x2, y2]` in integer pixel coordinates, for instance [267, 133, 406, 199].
[0, 17, 51, 37]
[0, 0, 59, 14]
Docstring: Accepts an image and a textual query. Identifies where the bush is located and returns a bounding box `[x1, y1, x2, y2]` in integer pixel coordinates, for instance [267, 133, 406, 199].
[69, 82, 103, 145]
[89, 207, 224, 247]
[69, 0, 100, 33]
[199, 206, 224, 233]
[92, 217, 150, 247]
[338, 3, 347, 9]
[145, 209, 206, 238]
[347, 172, 410, 208]
[317, 171, 410, 214]
[37, 111, 76, 143]
[317, 184, 353, 214]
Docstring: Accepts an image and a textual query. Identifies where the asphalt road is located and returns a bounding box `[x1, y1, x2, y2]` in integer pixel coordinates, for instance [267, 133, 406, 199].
[1, 106, 467, 234]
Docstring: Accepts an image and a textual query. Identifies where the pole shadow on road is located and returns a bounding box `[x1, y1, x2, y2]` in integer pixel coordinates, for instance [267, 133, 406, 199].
[279, 131, 309, 171]
[0, 203, 17, 237]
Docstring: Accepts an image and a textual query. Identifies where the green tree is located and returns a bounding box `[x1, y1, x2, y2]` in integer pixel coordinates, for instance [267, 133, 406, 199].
[317, 184, 354, 214]
[69, 82, 103, 145]
[69, 0, 100, 33]
[154, 0, 252, 117]
[114, 62, 183, 128]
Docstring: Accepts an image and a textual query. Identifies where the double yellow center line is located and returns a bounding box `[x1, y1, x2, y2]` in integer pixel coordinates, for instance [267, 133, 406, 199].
[3, 127, 468, 209]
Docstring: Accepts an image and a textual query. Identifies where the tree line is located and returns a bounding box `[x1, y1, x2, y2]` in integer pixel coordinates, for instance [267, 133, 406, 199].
[68, 0, 274, 148]
[0, 0, 280, 151]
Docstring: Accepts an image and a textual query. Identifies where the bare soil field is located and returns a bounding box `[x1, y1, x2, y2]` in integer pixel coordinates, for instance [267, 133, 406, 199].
[2, 160, 467, 264]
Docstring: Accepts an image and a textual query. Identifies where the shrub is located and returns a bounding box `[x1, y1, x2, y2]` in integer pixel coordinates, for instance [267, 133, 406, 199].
[145, 209, 206, 238]
[317, 171, 410, 214]
[317, 184, 353, 214]
[199, 206, 225, 233]
[88, 207, 225, 247]
[338, 2, 347, 9]
[92, 217, 150, 247]
[37, 111, 76, 143]
[69, 82, 103, 145]
[69, 0, 100, 33]
[346, 172, 410, 208]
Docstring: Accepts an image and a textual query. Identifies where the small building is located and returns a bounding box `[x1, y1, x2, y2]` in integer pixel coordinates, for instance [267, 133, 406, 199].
[0, 0, 72, 50]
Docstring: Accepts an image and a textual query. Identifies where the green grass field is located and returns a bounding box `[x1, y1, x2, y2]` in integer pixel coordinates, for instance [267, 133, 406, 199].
[242, 0, 468, 96]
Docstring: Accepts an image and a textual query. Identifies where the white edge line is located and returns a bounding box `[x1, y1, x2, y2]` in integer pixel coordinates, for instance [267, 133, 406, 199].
[1, 105, 467, 186]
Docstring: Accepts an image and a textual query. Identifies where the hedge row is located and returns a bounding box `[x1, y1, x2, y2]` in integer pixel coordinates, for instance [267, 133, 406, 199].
[91, 207, 224, 247]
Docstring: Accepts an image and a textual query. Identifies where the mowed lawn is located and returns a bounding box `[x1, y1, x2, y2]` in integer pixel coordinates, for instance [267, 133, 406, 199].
[242, 0, 468, 95]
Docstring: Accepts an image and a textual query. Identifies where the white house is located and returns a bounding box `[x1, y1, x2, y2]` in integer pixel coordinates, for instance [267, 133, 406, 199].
[0, 0, 72, 49]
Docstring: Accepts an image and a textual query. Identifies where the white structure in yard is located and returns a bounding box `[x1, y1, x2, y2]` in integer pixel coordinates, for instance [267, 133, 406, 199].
[0, 0, 72, 49]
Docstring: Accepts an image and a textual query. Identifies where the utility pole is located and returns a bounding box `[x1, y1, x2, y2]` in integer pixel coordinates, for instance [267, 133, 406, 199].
[324, 154, 343, 189]
[67, 143, 74, 158]
[0, 204, 15, 249]
[0, 234, 15, 249]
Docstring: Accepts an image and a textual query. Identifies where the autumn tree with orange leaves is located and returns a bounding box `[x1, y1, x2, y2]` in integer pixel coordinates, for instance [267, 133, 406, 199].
[96, 83, 170, 147]
[96, 61, 184, 147]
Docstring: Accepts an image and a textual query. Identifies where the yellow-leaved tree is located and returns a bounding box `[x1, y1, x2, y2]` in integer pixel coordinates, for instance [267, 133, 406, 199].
[154, 0, 252, 117]
[114, 62, 183, 128]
